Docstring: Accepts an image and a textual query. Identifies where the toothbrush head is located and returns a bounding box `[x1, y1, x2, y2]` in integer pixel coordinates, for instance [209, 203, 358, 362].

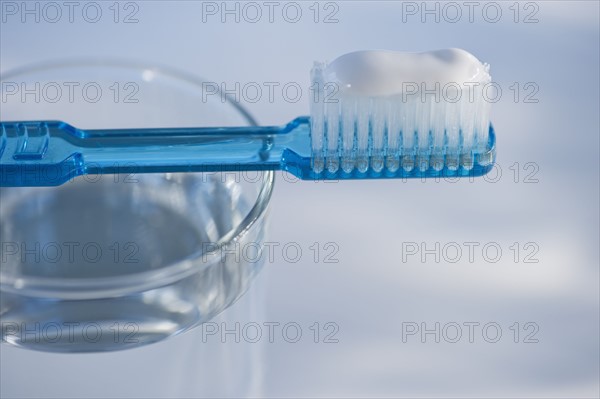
[309, 48, 495, 177]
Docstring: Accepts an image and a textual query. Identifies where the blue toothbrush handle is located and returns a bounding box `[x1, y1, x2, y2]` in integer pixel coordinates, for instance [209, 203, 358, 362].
[0, 118, 312, 187]
[0, 118, 496, 187]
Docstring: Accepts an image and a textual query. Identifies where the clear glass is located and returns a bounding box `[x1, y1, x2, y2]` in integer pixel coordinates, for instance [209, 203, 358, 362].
[0, 61, 274, 353]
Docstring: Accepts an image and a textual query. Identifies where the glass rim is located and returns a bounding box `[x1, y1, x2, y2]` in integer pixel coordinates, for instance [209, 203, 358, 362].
[0, 59, 275, 299]
[0, 57, 259, 126]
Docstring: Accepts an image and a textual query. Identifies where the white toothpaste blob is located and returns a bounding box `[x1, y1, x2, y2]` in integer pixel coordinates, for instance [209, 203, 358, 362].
[309, 48, 493, 175]
[323, 48, 490, 96]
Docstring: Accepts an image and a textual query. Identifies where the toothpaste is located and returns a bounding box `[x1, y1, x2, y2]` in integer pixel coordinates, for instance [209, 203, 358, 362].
[323, 48, 491, 97]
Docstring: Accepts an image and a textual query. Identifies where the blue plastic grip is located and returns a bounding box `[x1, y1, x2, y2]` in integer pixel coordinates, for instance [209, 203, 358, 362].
[0, 118, 495, 187]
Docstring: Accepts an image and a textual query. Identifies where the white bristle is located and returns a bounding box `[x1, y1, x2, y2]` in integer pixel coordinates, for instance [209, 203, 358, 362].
[385, 100, 400, 173]
[309, 62, 326, 173]
[325, 95, 340, 173]
[309, 49, 492, 175]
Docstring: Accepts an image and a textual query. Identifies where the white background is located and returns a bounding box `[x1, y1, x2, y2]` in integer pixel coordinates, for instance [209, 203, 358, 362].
[1, 1, 599, 397]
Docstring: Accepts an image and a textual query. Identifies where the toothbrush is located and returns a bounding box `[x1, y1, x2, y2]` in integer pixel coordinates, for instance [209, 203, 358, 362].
[0, 48, 496, 187]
